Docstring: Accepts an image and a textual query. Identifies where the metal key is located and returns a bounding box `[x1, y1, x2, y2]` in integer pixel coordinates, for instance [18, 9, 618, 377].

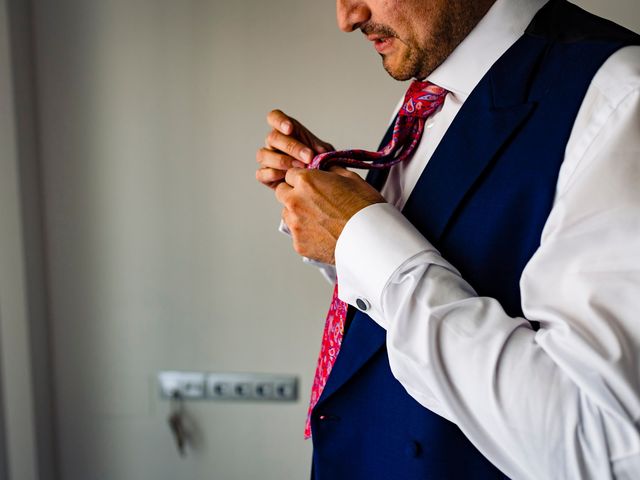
[168, 391, 187, 456]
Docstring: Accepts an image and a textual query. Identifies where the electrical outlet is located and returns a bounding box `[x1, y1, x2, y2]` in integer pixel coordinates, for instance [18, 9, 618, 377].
[255, 382, 274, 399]
[206, 373, 298, 402]
[274, 381, 296, 400]
[211, 381, 234, 398]
[207, 373, 242, 400]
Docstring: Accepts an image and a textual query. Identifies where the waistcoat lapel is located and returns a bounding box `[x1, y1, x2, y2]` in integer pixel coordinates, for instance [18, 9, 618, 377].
[402, 35, 544, 243]
[317, 34, 551, 406]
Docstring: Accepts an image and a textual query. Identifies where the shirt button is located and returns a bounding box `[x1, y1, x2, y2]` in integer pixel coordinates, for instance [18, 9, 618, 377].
[355, 298, 370, 311]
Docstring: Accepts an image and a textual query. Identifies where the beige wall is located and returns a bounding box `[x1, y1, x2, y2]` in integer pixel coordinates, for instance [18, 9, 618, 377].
[577, 0, 640, 31]
[31, 1, 402, 479]
[2, 1, 639, 479]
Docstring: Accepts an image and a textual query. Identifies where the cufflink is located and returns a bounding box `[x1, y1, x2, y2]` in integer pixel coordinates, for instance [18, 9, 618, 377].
[355, 297, 371, 312]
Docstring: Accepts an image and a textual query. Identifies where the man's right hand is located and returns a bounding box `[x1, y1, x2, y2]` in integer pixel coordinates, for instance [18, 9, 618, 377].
[256, 110, 334, 189]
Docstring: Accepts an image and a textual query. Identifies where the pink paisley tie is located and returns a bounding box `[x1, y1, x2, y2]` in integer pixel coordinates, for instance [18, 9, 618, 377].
[304, 81, 448, 439]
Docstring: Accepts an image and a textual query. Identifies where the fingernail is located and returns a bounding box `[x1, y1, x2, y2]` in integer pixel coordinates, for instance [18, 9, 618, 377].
[281, 121, 292, 134]
[301, 148, 313, 162]
[292, 160, 306, 168]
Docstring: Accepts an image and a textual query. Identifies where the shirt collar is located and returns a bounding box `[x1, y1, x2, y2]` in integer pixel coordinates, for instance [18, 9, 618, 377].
[427, 0, 550, 97]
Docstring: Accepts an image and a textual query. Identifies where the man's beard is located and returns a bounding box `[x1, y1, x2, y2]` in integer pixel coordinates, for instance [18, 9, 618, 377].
[364, 1, 491, 81]
[363, 19, 452, 81]
[381, 43, 431, 81]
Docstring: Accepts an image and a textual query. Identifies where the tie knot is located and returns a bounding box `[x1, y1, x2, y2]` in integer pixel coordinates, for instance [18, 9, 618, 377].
[400, 80, 448, 119]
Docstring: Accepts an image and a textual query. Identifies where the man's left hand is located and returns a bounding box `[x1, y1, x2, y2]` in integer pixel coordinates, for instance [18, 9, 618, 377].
[275, 167, 386, 264]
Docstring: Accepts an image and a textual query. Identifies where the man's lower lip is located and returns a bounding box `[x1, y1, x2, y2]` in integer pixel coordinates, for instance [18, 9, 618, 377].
[374, 38, 394, 53]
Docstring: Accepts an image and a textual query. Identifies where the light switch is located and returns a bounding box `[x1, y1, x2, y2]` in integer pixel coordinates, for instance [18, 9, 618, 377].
[158, 371, 206, 399]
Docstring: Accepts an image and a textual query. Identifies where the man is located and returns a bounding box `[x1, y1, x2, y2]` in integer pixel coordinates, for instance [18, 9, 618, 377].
[256, 0, 640, 478]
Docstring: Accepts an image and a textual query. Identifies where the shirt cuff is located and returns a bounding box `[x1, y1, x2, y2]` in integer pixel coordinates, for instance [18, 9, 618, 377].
[335, 203, 442, 326]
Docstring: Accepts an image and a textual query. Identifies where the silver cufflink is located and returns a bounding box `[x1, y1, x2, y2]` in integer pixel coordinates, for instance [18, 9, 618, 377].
[356, 298, 371, 311]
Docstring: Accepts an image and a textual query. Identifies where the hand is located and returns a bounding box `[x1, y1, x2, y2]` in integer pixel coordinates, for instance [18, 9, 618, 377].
[275, 166, 386, 264]
[256, 110, 334, 189]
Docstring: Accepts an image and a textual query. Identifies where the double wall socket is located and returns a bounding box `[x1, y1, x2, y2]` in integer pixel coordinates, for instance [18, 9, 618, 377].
[158, 371, 298, 402]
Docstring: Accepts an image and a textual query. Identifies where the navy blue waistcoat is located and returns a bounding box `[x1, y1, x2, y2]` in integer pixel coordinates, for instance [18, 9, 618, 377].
[310, 2, 639, 479]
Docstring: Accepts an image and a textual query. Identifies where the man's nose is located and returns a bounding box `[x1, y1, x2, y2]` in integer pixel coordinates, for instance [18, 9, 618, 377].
[336, 0, 370, 32]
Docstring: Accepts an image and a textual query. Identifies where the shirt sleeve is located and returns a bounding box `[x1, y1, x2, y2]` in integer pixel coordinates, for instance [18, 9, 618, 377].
[334, 48, 640, 479]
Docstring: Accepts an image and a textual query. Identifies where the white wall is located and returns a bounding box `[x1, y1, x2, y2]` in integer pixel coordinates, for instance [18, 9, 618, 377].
[4, 0, 638, 479]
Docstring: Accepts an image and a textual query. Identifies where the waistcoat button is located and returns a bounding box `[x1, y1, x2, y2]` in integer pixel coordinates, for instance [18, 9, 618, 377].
[404, 440, 422, 458]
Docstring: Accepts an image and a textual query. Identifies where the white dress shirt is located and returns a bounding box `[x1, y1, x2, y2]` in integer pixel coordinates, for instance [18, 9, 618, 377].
[333, 0, 640, 478]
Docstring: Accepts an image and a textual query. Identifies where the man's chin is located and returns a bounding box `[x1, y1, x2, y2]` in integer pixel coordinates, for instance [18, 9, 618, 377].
[382, 57, 415, 82]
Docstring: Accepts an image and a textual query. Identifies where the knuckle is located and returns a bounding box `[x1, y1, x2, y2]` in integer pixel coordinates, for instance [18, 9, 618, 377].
[271, 151, 283, 167]
[286, 196, 299, 211]
[277, 153, 292, 169]
[298, 170, 314, 189]
[277, 181, 289, 195]
[267, 130, 278, 145]
[256, 168, 271, 184]
[293, 240, 304, 256]
[269, 168, 284, 183]
[297, 168, 311, 181]
[285, 212, 299, 231]
[285, 139, 299, 155]
[259, 167, 271, 180]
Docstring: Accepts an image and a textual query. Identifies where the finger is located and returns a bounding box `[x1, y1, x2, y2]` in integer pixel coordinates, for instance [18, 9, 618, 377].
[267, 110, 333, 155]
[311, 138, 335, 154]
[267, 109, 295, 136]
[304, 132, 333, 155]
[266, 129, 314, 164]
[313, 142, 332, 154]
[274, 181, 293, 204]
[265, 180, 284, 190]
[284, 167, 312, 188]
[256, 167, 287, 185]
[256, 148, 306, 169]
